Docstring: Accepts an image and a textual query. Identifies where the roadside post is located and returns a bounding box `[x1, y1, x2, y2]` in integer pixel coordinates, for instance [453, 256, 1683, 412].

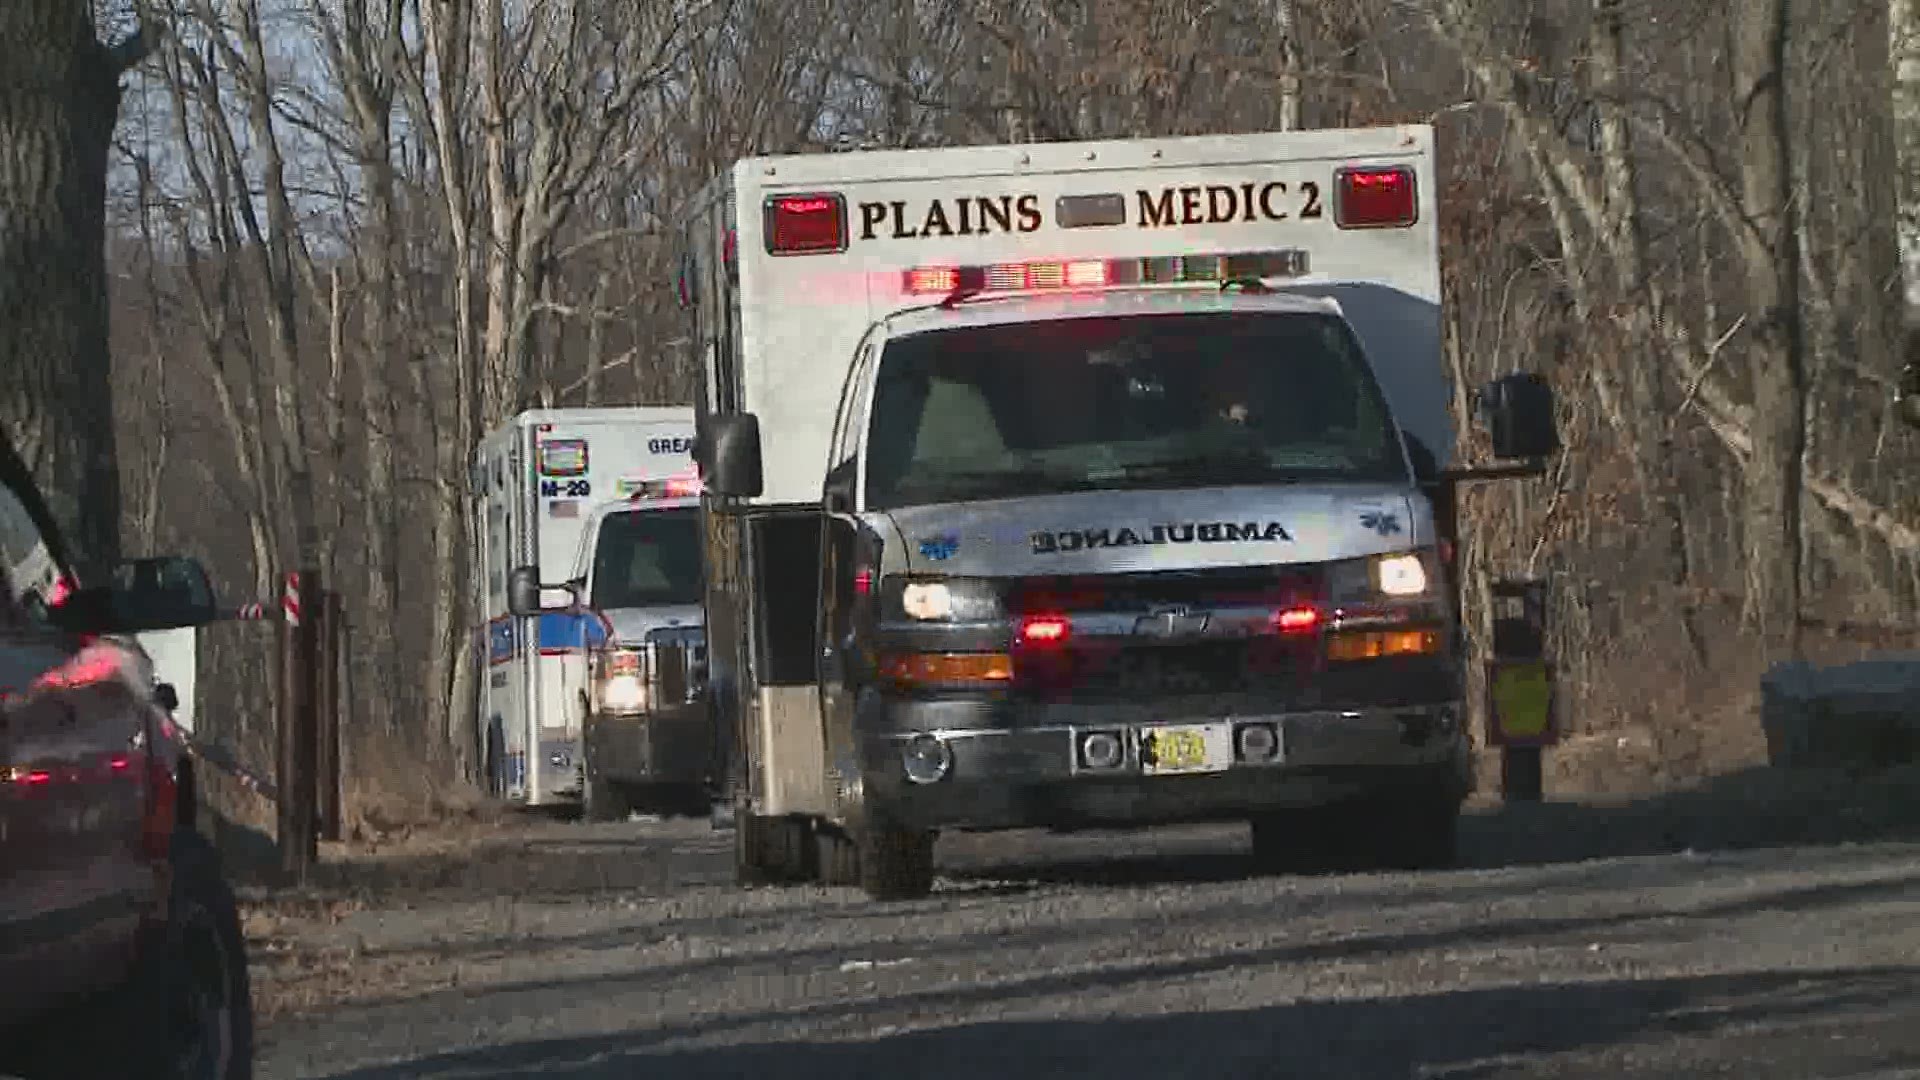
[276, 569, 322, 881]
[1486, 577, 1557, 801]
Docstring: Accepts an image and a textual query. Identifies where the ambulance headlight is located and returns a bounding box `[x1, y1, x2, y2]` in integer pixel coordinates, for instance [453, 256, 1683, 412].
[1327, 550, 1436, 603]
[886, 577, 1004, 623]
[599, 676, 647, 714]
[594, 647, 649, 714]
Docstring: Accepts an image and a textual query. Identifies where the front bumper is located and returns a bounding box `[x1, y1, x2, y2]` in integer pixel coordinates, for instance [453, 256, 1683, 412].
[858, 701, 1468, 831]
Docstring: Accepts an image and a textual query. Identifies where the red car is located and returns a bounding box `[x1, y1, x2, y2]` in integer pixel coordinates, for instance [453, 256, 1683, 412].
[0, 448, 252, 1079]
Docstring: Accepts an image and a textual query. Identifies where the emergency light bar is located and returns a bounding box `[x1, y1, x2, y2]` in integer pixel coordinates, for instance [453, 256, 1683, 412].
[626, 477, 703, 500]
[901, 249, 1312, 296]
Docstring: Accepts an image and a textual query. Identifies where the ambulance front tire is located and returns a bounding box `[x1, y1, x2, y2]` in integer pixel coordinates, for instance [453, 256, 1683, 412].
[732, 804, 818, 886]
[484, 721, 506, 799]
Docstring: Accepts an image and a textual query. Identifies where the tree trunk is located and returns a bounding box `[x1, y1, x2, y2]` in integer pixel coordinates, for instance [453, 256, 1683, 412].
[1733, 0, 1810, 659]
[1893, 0, 1920, 311]
[0, 0, 132, 574]
[1588, 0, 1708, 667]
[1273, 0, 1301, 131]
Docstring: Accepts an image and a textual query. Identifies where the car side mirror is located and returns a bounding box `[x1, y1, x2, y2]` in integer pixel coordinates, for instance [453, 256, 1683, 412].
[507, 565, 576, 617]
[699, 412, 764, 499]
[50, 555, 221, 636]
[1477, 372, 1559, 460]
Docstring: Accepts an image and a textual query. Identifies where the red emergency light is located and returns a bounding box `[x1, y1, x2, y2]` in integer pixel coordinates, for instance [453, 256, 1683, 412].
[901, 249, 1311, 297]
[1334, 165, 1418, 229]
[765, 193, 848, 255]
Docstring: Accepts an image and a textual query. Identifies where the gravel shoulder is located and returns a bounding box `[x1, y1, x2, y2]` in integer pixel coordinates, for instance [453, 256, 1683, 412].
[243, 772, 1920, 1079]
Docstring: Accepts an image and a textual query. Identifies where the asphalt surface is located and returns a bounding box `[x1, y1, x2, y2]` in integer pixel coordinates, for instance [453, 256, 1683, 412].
[250, 809, 1920, 1080]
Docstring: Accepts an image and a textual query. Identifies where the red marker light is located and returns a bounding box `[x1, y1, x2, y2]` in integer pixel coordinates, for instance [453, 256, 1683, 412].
[1273, 606, 1322, 634]
[853, 568, 874, 596]
[108, 754, 131, 772]
[1335, 165, 1418, 229]
[1018, 615, 1072, 644]
[24, 771, 51, 786]
[765, 193, 847, 255]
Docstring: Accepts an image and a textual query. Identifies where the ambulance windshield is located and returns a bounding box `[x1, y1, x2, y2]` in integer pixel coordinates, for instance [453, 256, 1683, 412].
[862, 311, 1410, 510]
[589, 507, 704, 609]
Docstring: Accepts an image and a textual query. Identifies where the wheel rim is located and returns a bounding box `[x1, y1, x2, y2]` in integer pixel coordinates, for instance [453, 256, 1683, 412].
[170, 898, 236, 1080]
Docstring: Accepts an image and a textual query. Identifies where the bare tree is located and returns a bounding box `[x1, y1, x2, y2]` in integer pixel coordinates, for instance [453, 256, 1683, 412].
[1733, 0, 1810, 658]
[0, 0, 154, 571]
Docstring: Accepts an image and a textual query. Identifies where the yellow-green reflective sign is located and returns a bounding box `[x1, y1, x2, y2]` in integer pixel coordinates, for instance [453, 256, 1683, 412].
[1489, 659, 1554, 744]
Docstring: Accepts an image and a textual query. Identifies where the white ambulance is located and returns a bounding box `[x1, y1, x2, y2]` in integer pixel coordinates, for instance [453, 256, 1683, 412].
[682, 125, 1560, 898]
[475, 406, 709, 810]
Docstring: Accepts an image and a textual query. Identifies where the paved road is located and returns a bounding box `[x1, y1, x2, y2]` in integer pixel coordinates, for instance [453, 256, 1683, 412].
[250, 810, 1920, 1080]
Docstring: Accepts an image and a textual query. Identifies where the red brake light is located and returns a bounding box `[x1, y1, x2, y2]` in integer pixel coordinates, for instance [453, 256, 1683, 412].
[46, 575, 72, 608]
[1018, 615, 1072, 644]
[1335, 166, 1417, 229]
[1274, 606, 1321, 635]
[854, 568, 874, 596]
[765, 193, 847, 255]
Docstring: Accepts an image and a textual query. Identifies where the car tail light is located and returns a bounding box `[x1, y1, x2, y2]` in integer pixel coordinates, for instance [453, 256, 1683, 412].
[1273, 606, 1322, 635]
[1016, 615, 1072, 645]
[1335, 165, 1417, 229]
[765, 193, 847, 255]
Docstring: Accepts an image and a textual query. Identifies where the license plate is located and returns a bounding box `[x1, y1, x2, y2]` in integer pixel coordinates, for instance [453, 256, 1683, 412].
[1139, 722, 1233, 776]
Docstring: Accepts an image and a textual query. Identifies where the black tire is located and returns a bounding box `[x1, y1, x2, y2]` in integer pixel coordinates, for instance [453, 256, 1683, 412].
[733, 805, 778, 886]
[39, 828, 256, 1080]
[855, 820, 936, 901]
[484, 722, 506, 799]
[581, 766, 631, 823]
[733, 806, 818, 886]
[816, 826, 860, 887]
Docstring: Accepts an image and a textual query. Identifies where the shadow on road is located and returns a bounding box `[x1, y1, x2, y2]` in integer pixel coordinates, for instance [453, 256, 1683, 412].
[264, 855, 1920, 1069]
[252, 762, 1920, 905]
[322, 964, 1920, 1079]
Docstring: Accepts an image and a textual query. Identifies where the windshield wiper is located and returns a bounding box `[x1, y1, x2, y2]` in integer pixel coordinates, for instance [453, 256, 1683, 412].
[900, 464, 1100, 499]
[1118, 451, 1278, 482]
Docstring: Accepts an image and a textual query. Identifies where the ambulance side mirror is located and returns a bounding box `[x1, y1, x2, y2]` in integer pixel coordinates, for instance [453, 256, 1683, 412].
[507, 565, 576, 617]
[1477, 372, 1559, 460]
[701, 413, 764, 499]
